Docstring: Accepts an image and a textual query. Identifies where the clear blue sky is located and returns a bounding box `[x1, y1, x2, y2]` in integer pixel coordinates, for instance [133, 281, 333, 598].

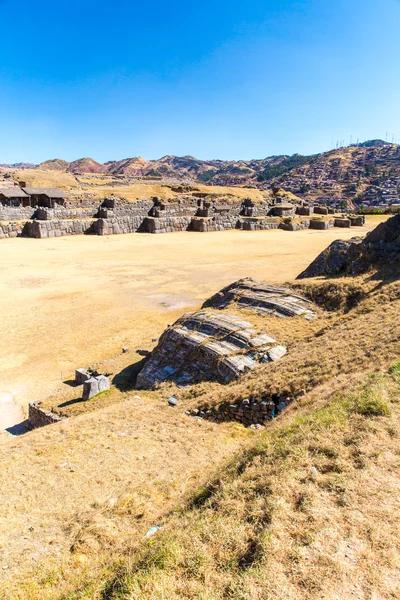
[0, 0, 399, 163]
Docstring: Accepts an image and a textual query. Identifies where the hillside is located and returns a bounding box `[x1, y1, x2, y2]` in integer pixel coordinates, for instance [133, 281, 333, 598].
[32, 140, 400, 208]
[1, 216, 400, 599]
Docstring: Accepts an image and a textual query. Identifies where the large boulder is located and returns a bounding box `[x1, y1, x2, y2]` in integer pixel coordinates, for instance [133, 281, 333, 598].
[364, 214, 400, 246]
[203, 278, 317, 320]
[297, 214, 400, 278]
[136, 311, 286, 389]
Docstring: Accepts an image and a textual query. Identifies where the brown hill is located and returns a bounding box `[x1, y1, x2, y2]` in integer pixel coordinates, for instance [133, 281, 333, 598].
[67, 157, 105, 174]
[35, 141, 400, 207]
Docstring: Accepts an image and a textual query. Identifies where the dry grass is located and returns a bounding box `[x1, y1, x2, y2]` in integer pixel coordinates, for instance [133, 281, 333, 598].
[0, 225, 377, 426]
[0, 217, 397, 599]
[12, 169, 80, 190]
[80, 182, 272, 202]
[100, 368, 400, 600]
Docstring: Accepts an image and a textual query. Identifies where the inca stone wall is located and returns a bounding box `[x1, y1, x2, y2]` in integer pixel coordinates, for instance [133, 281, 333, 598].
[279, 219, 310, 231]
[0, 195, 365, 240]
[141, 216, 193, 233]
[0, 206, 36, 221]
[28, 402, 64, 428]
[0, 221, 27, 238]
[194, 398, 276, 426]
[309, 218, 335, 230]
[28, 219, 96, 238]
[35, 207, 99, 220]
[95, 215, 144, 235]
[190, 216, 240, 232]
[240, 218, 280, 231]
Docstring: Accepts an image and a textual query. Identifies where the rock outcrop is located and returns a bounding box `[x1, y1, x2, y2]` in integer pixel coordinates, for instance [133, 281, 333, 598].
[297, 214, 400, 279]
[203, 278, 317, 320]
[136, 311, 286, 389]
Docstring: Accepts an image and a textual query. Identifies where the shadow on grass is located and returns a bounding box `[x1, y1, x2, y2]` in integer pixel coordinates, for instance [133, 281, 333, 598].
[58, 397, 86, 408]
[63, 379, 81, 388]
[113, 357, 148, 392]
[6, 420, 30, 436]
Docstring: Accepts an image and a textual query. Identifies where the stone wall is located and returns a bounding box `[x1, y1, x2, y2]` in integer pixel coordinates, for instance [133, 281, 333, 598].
[35, 207, 99, 220]
[140, 216, 193, 233]
[191, 398, 283, 426]
[240, 218, 281, 231]
[28, 219, 96, 238]
[95, 215, 144, 235]
[279, 219, 310, 231]
[0, 206, 36, 221]
[0, 221, 29, 238]
[334, 218, 351, 228]
[190, 216, 240, 232]
[28, 402, 64, 428]
[309, 218, 334, 230]
[296, 206, 314, 216]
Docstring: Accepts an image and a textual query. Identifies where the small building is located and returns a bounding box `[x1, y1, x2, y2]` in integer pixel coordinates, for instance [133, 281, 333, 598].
[22, 187, 69, 208]
[0, 187, 31, 207]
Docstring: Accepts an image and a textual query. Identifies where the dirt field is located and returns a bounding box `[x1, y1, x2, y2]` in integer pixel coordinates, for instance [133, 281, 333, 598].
[0, 218, 385, 430]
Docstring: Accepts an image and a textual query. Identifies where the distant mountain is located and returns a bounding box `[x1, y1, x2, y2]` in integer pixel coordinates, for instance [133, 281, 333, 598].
[0, 162, 36, 169]
[35, 140, 400, 205]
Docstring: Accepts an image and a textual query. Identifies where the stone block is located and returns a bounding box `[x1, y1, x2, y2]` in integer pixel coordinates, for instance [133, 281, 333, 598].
[75, 368, 90, 384]
[82, 375, 110, 400]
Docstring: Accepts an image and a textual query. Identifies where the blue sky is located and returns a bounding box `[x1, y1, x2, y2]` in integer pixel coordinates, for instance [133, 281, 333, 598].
[0, 0, 399, 163]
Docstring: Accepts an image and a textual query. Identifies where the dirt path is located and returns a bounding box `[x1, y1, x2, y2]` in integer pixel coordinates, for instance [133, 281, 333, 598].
[0, 220, 384, 430]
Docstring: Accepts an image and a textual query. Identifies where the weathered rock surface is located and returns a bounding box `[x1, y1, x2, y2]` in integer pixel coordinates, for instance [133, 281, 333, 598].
[203, 278, 317, 320]
[136, 311, 286, 389]
[297, 239, 364, 278]
[297, 214, 400, 278]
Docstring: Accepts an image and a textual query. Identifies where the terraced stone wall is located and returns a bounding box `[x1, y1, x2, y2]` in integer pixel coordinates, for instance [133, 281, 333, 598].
[141, 216, 193, 233]
[0, 206, 36, 221]
[240, 218, 280, 231]
[28, 219, 96, 238]
[309, 218, 334, 230]
[95, 215, 144, 235]
[279, 219, 310, 231]
[0, 221, 27, 238]
[190, 216, 240, 232]
[35, 207, 100, 220]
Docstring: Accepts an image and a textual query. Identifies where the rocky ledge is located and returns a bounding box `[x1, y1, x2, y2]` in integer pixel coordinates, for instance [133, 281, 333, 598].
[203, 277, 317, 320]
[136, 311, 287, 389]
[297, 214, 400, 279]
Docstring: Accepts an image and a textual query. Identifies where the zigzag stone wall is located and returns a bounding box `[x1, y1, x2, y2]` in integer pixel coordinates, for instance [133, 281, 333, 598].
[28, 219, 96, 238]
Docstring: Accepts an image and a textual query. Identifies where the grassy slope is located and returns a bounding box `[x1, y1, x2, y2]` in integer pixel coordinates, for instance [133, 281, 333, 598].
[103, 368, 400, 600]
[1, 270, 400, 599]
